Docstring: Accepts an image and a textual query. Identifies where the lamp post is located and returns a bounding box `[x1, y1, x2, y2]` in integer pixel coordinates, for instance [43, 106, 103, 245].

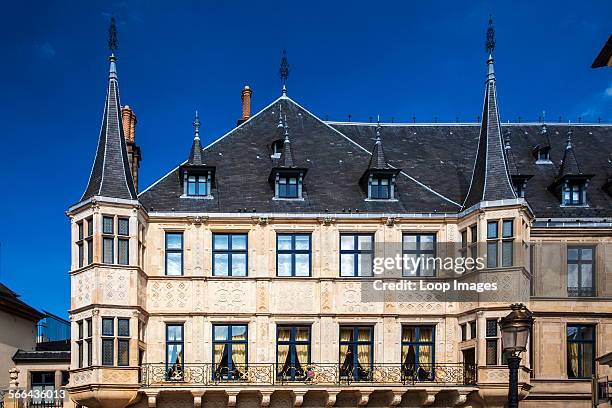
[499, 303, 534, 408]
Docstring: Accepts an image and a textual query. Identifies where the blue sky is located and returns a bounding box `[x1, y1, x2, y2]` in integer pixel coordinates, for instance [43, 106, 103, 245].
[0, 1, 610, 317]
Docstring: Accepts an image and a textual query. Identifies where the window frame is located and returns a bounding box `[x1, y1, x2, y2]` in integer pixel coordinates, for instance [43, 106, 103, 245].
[369, 175, 392, 199]
[402, 233, 437, 277]
[486, 219, 514, 268]
[566, 324, 596, 379]
[212, 324, 249, 380]
[277, 175, 299, 198]
[165, 323, 185, 381]
[276, 325, 312, 380]
[401, 325, 436, 381]
[276, 233, 312, 277]
[165, 232, 184, 276]
[567, 246, 595, 297]
[562, 181, 585, 206]
[339, 233, 374, 277]
[187, 174, 209, 197]
[339, 325, 374, 382]
[101, 317, 115, 366]
[212, 233, 248, 277]
[117, 318, 130, 367]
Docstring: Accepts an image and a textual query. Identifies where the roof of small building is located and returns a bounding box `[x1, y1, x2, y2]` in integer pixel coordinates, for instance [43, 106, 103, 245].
[0, 283, 44, 322]
[12, 340, 71, 363]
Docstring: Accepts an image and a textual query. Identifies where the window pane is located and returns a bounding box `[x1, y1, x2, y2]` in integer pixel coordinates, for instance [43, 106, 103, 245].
[78, 243, 84, 268]
[214, 326, 229, 341]
[102, 318, 114, 336]
[118, 239, 129, 265]
[167, 344, 183, 366]
[168, 325, 183, 342]
[487, 222, 498, 239]
[78, 321, 83, 339]
[187, 180, 196, 195]
[277, 235, 292, 250]
[486, 319, 497, 337]
[277, 254, 292, 276]
[568, 248, 579, 260]
[87, 319, 92, 337]
[214, 234, 229, 250]
[340, 254, 355, 277]
[78, 223, 84, 240]
[118, 218, 129, 236]
[295, 254, 310, 276]
[87, 239, 93, 264]
[581, 248, 593, 261]
[103, 216, 114, 234]
[232, 325, 247, 341]
[118, 339, 129, 366]
[403, 253, 418, 276]
[421, 235, 435, 251]
[486, 339, 497, 365]
[487, 243, 498, 268]
[102, 339, 114, 366]
[166, 253, 183, 276]
[118, 319, 129, 337]
[357, 253, 372, 276]
[403, 235, 417, 251]
[231, 235, 247, 250]
[341, 235, 355, 250]
[231, 253, 247, 276]
[87, 218, 93, 236]
[581, 265, 593, 287]
[358, 235, 372, 251]
[295, 235, 310, 250]
[502, 220, 513, 238]
[502, 241, 513, 267]
[103, 238, 114, 264]
[213, 253, 229, 276]
[471, 226, 478, 242]
[568, 264, 578, 287]
[166, 233, 183, 250]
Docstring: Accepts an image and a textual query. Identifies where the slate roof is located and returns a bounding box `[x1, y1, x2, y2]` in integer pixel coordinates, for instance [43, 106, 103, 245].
[80, 55, 137, 202]
[367, 127, 391, 170]
[557, 131, 583, 178]
[13, 340, 71, 363]
[0, 283, 44, 322]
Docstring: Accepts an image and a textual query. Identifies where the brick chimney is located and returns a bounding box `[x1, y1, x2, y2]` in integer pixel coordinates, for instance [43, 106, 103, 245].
[121, 105, 141, 191]
[237, 85, 252, 126]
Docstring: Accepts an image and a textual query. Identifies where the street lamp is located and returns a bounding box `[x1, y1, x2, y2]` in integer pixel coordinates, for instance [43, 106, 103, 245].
[499, 303, 534, 408]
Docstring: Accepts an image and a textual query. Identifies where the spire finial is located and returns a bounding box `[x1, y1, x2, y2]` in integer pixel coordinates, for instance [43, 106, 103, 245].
[277, 104, 284, 128]
[280, 49, 290, 96]
[193, 110, 201, 140]
[566, 125, 573, 150]
[108, 16, 119, 54]
[485, 15, 495, 55]
[375, 115, 381, 140]
[283, 114, 289, 139]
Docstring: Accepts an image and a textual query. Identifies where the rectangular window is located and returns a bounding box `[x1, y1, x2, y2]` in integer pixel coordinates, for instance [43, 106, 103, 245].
[103, 216, 114, 234]
[563, 182, 584, 206]
[470, 321, 477, 339]
[118, 218, 129, 236]
[77, 321, 83, 368]
[187, 175, 208, 196]
[86, 318, 92, 366]
[102, 318, 114, 336]
[487, 220, 514, 268]
[78, 243, 84, 268]
[486, 221, 498, 268]
[103, 237, 114, 264]
[165, 232, 184, 276]
[277, 325, 311, 380]
[339, 326, 373, 381]
[460, 323, 467, 341]
[403, 233, 436, 277]
[401, 325, 435, 381]
[118, 238, 129, 265]
[166, 324, 184, 381]
[485, 318, 499, 365]
[102, 317, 114, 366]
[567, 246, 595, 297]
[118, 339, 129, 366]
[213, 233, 248, 276]
[213, 324, 248, 380]
[87, 217, 93, 237]
[567, 325, 595, 379]
[340, 234, 374, 277]
[277, 234, 311, 277]
[30, 372, 56, 404]
[87, 238, 93, 265]
[370, 176, 391, 199]
[278, 176, 298, 198]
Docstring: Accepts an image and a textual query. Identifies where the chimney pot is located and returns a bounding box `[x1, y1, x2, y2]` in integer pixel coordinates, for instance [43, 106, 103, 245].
[240, 85, 253, 122]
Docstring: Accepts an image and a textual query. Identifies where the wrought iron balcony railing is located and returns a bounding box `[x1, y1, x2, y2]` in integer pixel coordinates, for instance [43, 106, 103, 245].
[568, 287, 595, 297]
[141, 363, 476, 387]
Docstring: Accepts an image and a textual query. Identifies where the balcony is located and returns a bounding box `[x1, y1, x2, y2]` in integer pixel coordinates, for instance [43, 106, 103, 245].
[568, 286, 595, 297]
[141, 363, 476, 387]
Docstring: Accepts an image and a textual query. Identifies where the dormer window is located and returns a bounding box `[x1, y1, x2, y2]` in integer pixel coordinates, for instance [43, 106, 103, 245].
[271, 139, 284, 159]
[278, 175, 298, 198]
[369, 175, 392, 199]
[273, 171, 304, 199]
[534, 146, 552, 164]
[186, 174, 209, 196]
[562, 181, 586, 206]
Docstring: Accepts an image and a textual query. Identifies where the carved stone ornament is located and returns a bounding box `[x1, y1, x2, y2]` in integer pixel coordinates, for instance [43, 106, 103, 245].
[252, 216, 271, 226]
[318, 216, 336, 226]
[384, 216, 400, 226]
[188, 215, 209, 225]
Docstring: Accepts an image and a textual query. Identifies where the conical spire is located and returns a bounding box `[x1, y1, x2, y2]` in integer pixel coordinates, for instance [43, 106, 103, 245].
[368, 118, 390, 170]
[557, 127, 582, 178]
[463, 17, 516, 209]
[81, 18, 137, 202]
[187, 111, 204, 165]
[279, 115, 296, 168]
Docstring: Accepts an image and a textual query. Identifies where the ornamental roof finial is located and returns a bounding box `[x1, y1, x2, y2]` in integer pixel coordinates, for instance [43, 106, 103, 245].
[108, 16, 118, 54]
[485, 15, 495, 55]
[193, 110, 201, 140]
[280, 49, 290, 96]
